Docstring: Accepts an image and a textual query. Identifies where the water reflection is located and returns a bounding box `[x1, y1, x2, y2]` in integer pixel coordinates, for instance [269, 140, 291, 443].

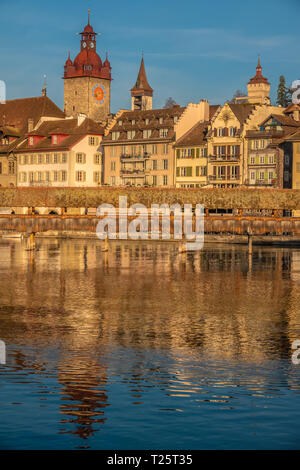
[0, 239, 300, 448]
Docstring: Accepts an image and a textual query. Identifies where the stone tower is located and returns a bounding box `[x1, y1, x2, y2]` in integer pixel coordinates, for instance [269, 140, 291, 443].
[131, 57, 153, 110]
[63, 13, 112, 123]
[247, 58, 270, 105]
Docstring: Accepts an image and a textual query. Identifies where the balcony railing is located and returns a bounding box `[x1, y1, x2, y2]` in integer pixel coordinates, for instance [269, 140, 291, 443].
[208, 154, 241, 161]
[208, 175, 240, 181]
[120, 169, 145, 176]
[120, 153, 151, 160]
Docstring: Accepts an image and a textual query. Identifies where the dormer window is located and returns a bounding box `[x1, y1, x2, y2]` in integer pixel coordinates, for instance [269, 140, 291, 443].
[112, 131, 120, 141]
[159, 117, 164, 124]
[145, 118, 150, 125]
[29, 137, 34, 146]
[118, 121, 123, 126]
[52, 135, 58, 145]
[132, 120, 135, 125]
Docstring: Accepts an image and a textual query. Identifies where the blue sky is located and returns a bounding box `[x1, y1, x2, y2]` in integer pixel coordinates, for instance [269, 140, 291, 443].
[0, 0, 299, 112]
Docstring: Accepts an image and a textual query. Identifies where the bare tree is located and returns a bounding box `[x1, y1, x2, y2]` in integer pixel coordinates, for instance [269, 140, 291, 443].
[164, 97, 178, 108]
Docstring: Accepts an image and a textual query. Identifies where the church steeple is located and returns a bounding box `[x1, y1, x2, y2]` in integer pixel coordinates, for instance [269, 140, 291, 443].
[247, 57, 270, 104]
[131, 56, 153, 110]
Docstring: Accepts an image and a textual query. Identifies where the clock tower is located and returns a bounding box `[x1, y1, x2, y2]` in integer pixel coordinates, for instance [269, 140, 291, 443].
[63, 13, 112, 123]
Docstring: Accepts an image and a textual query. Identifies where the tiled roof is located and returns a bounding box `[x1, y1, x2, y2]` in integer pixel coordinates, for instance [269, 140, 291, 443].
[175, 121, 209, 147]
[103, 106, 185, 143]
[0, 96, 65, 134]
[227, 103, 256, 124]
[261, 114, 300, 128]
[14, 117, 104, 153]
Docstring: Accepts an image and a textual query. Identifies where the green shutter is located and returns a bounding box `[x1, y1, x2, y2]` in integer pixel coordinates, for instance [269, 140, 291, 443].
[176, 149, 180, 158]
[191, 149, 195, 158]
[196, 148, 199, 158]
[176, 167, 180, 177]
[196, 166, 199, 176]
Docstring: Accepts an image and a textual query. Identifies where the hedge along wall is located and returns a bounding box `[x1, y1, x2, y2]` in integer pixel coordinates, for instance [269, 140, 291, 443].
[0, 187, 300, 210]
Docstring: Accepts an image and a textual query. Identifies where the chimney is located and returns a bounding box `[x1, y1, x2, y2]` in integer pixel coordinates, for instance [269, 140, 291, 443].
[28, 118, 34, 132]
[42, 87, 47, 97]
[198, 99, 209, 122]
[77, 113, 87, 127]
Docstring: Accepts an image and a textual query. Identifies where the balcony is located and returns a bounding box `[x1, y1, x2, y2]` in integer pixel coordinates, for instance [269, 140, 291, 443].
[208, 154, 241, 161]
[120, 153, 151, 161]
[208, 175, 240, 182]
[120, 168, 145, 177]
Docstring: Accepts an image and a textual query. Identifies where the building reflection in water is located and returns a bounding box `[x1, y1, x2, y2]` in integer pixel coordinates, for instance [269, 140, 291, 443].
[0, 239, 300, 441]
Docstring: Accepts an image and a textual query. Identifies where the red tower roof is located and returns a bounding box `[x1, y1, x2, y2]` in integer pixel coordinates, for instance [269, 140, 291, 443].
[63, 14, 111, 80]
[248, 57, 270, 85]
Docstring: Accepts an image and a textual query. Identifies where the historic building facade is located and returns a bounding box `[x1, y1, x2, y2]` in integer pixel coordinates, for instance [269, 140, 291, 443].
[102, 59, 185, 186]
[63, 14, 112, 124]
[15, 115, 104, 187]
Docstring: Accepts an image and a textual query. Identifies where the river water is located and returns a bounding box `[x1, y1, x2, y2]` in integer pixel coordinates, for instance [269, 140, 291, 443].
[0, 238, 300, 449]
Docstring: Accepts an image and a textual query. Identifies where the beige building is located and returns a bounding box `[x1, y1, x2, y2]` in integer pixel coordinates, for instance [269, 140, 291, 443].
[14, 115, 104, 188]
[102, 59, 185, 187]
[174, 104, 219, 188]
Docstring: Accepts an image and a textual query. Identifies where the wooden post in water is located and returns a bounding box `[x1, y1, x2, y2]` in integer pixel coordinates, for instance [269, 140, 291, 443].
[247, 228, 253, 256]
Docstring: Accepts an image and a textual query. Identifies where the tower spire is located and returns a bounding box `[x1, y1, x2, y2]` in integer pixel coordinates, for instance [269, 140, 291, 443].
[131, 56, 153, 110]
[88, 9, 91, 25]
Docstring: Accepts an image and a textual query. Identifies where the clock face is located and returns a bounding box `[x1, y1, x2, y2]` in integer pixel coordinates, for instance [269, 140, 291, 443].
[90, 42, 94, 49]
[82, 41, 87, 48]
[92, 84, 106, 104]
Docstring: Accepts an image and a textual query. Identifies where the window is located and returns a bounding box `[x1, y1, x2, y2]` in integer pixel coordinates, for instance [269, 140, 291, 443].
[111, 147, 116, 157]
[162, 144, 168, 155]
[145, 118, 150, 125]
[229, 127, 235, 136]
[132, 120, 135, 125]
[29, 137, 33, 146]
[89, 136, 99, 146]
[250, 171, 256, 181]
[111, 161, 116, 171]
[30, 154, 35, 164]
[38, 154, 43, 164]
[127, 130, 136, 139]
[76, 153, 85, 164]
[37, 171, 42, 182]
[62, 153, 68, 164]
[53, 154, 59, 164]
[217, 128, 223, 137]
[143, 130, 151, 139]
[112, 132, 120, 141]
[118, 121, 123, 126]
[45, 171, 50, 182]
[94, 172, 101, 183]
[180, 167, 192, 177]
[159, 117, 163, 124]
[250, 156, 255, 164]
[163, 159, 168, 170]
[46, 154, 50, 164]
[153, 160, 157, 170]
[76, 171, 86, 182]
[53, 135, 58, 145]
[152, 144, 157, 155]
[20, 172, 27, 183]
[8, 162, 15, 174]
[53, 171, 59, 182]
[153, 175, 157, 185]
[159, 128, 168, 138]
[61, 171, 67, 182]
[268, 155, 274, 164]
[111, 176, 116, 185]
[163, 175, 168, 185]
[269, 171, 273, 180]
[29, 172, 34, 182]
[284, 171, 289, 182]
[260, 156, 265, 164]
[94, 154, 101, 164]
[285, 155, 290, 165]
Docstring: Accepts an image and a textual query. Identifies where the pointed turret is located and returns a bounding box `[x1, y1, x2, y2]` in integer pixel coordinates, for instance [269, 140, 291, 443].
[247, 57, 270, 104]
[131, 56, 153, 110]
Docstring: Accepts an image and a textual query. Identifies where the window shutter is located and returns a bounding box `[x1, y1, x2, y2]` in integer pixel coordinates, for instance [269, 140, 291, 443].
[196, 166, 199, 177]
[196, 148, 199, 158]
[176, 168, 180, 177]
[224, 127, 228, 136]
[176, 149, 180, 158]
[237, 145, 240, 156]
[187, 167, 192, 177]
[213, 146, 217, 156]
[191, 148, 195, 158]
[214, 129, 217, 137]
